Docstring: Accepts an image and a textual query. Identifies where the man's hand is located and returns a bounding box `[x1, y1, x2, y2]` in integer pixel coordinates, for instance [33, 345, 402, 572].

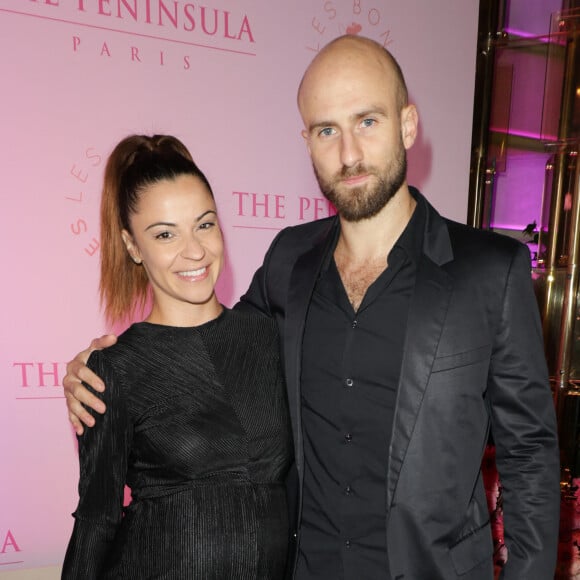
[63, 334, 117, 435]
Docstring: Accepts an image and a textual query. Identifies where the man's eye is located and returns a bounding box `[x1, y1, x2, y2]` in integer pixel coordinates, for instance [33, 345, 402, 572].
[361, 118, 376, 128]
[319, 127, 335, 137]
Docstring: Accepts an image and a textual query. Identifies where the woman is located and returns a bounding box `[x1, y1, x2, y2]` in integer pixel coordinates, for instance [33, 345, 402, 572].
[62, 135, 292, 579]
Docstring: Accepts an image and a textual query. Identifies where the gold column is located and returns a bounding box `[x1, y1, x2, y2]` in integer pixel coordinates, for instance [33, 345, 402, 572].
[555, 154, 580, 415]
[544, 19, 579, 417]
[467, 0, 505, 228]
[543, 19, 577, 272]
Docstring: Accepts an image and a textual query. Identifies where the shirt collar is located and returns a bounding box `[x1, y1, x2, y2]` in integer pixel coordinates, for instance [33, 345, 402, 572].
[391, 187, 426, 266]
[319, 186, 428, 273]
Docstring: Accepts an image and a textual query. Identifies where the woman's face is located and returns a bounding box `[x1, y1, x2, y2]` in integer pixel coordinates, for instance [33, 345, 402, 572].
[122, 174, 224, 326]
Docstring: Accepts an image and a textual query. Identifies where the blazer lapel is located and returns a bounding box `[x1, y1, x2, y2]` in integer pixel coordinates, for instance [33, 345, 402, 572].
[386, 198, 455, 510]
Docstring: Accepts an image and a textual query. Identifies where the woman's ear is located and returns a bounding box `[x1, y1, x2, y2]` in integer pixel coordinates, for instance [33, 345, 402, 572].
[121, 229, 142, 264]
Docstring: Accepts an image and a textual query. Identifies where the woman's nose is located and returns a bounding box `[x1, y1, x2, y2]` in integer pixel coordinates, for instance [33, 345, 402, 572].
[180, 235, 205, 260]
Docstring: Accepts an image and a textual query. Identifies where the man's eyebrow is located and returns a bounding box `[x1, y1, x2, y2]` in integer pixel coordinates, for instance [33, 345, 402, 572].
[307, 106, 390, 134]
[308, 120, 335, 133]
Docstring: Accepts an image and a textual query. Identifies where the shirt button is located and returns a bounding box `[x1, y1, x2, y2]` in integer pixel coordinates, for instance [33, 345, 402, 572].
[345, 378, 354, 388]
[351, 319, 358, 328]
[345, 540, 351, 548]
[345, 485, 353, 495]
[344, 433, 352, 442]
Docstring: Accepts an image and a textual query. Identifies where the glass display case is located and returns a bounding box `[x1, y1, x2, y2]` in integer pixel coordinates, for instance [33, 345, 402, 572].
[469, 5, 580, 474]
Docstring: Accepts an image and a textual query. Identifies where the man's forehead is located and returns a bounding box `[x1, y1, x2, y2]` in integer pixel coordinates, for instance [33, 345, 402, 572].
[300, 66, 396, 113]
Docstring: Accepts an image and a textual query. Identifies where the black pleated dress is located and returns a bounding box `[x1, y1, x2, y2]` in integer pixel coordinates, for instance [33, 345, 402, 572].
[62, 309, 293, 579]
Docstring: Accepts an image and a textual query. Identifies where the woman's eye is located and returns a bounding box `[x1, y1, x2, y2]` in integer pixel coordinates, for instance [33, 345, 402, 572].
[198, 221, 216, 230]
[155, 231, 172, 240]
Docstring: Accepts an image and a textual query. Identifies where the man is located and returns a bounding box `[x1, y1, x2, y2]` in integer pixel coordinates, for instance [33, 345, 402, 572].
[65, 35, 560, 579]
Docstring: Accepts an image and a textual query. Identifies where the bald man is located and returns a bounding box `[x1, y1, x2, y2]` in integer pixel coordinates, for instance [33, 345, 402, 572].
[65, 35, 559, 579]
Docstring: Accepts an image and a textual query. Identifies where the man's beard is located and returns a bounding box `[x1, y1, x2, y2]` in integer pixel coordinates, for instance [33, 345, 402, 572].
[314, 143, 407, 222]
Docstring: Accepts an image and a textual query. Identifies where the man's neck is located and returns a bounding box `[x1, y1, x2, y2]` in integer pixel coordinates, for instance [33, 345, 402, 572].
[335, 185, 416, 264]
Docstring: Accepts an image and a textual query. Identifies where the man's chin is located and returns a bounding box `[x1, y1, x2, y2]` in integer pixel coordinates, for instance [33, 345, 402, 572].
[329, 182, 370, 202]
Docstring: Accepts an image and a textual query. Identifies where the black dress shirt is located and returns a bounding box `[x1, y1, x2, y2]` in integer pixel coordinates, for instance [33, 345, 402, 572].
[295, 200, 425, 579]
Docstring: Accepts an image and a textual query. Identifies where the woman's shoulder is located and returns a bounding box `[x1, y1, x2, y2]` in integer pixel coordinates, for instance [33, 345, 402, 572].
[222, 308, 278, 337]
[86, 324, 155, 376]
[196, 309, 280, 357]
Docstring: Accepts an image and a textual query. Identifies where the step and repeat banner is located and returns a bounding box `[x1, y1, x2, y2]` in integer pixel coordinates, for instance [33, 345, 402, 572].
[0, 1, 479, 577]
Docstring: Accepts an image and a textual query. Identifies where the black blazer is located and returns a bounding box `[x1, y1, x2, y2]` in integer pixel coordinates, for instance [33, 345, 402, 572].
[239, 189, 560, 580]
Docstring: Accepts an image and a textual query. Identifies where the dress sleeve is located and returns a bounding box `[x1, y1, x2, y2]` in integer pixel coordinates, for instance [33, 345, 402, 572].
[62, 350, 132, 579]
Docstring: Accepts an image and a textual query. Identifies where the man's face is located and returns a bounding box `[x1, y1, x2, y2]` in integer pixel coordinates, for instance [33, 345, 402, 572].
[312, 129, 407, 222]
[299, 46, 415, 222]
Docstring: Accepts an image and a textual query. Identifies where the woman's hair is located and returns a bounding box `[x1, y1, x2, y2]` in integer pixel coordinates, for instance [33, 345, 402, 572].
[99, 134, 213, 324]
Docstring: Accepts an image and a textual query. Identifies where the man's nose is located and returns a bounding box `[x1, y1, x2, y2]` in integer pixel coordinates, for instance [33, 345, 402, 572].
[340, 131, 363, 168]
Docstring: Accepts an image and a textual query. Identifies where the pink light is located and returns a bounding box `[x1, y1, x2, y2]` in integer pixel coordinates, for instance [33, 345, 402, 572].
[503, 27, 568, 46]
[489, 126, 559, 141]
[503, 28, 551, 41]
[489, 222, 537, 232]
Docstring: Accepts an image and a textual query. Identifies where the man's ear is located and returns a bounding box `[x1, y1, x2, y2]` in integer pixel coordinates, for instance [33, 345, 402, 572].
[121, 229, 142, 264]
[401, 104, 418, 150]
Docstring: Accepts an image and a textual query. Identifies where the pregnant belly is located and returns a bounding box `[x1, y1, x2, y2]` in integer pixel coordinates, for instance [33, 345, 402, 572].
[102, 482, 289, 580]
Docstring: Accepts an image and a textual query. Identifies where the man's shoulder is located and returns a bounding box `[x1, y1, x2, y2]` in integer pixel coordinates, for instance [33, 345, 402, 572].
[445, 217, 526, 253]
[279, 216, 336, 238]
[415, 188, 528, 262]
[269, 216, 337, 255]
[442, 217, 531, 270]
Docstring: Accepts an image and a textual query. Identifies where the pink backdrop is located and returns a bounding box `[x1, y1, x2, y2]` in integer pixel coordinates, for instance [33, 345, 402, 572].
[0, 1, 479, 576]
